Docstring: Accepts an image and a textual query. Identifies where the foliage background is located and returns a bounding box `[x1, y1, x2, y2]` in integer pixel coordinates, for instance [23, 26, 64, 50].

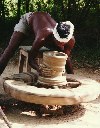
[0, 0, 100, 67]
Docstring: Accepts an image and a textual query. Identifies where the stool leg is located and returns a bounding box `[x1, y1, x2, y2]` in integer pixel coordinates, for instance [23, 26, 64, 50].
[25, 57, 31, 73]
[19, 54, 25, 73]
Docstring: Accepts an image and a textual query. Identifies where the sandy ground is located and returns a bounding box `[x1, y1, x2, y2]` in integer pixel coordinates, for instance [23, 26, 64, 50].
[0, 62, 100, 128]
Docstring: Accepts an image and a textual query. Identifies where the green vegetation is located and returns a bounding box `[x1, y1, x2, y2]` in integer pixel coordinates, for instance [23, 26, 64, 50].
[0, 0, 100, 67]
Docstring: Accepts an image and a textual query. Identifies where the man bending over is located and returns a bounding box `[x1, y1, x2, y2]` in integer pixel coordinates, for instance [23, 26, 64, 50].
[0, 12, 75, 75]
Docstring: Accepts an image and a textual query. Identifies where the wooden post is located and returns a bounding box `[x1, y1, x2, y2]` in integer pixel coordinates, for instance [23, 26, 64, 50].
[0, 106, 12, 128]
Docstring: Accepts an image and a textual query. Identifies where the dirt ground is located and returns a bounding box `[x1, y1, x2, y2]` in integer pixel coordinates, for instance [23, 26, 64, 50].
[0, 62, 100, 128]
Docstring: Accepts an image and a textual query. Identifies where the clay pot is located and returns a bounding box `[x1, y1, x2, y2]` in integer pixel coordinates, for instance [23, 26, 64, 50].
[38, 51, 68, 86]
[43, 51, 67, 67]
[42, 51, 67, 77]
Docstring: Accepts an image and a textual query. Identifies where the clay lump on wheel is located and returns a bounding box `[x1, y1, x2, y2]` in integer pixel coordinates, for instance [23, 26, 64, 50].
[38, 51, 68, 87]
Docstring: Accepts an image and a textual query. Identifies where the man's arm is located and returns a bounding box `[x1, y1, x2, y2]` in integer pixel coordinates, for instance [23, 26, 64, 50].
[28, 35, 45, 72]
[0, 31, 25, 75]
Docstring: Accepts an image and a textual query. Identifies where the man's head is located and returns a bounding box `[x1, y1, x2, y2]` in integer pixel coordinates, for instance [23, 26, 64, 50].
[53, 21, 74, 43]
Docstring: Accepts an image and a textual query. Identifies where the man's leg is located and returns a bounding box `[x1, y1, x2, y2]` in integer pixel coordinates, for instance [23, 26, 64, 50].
[0, 31, 25, 75]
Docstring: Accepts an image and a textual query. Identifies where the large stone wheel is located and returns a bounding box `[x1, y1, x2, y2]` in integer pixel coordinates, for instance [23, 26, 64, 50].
[3, 73, 100, 105]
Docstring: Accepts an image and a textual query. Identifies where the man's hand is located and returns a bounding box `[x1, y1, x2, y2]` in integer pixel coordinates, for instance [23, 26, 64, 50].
[28, 57, 39, 71]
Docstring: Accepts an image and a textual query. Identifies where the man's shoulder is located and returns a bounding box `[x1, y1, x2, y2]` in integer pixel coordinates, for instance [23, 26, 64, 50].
[34, 11, 50, 15]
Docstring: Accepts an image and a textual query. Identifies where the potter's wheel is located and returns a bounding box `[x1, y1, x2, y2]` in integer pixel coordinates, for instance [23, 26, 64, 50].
[3, 74, 100, 105]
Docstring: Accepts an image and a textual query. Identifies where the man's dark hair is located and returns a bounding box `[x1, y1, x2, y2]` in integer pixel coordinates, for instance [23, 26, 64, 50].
[57, 22, 70, 38]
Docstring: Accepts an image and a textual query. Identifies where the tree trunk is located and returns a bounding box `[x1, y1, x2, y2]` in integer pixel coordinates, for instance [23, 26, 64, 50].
[17, 0, 21, 20]
[26, 0, 30, 13]
[1, 0, 5, 22]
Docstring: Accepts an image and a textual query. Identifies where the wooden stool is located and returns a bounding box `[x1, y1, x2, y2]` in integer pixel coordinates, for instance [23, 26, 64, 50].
[18, 46, 49, 73]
